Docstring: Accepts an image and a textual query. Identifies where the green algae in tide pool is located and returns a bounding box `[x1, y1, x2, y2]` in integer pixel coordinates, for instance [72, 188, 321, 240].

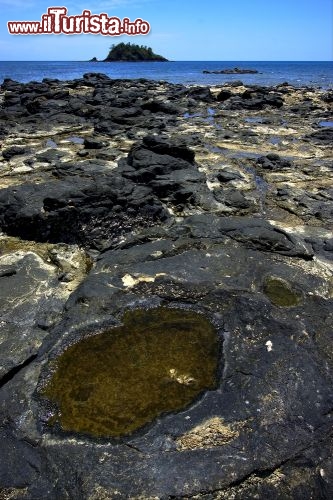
[264, 277, 301, 307]
[41, 308, 220, 438]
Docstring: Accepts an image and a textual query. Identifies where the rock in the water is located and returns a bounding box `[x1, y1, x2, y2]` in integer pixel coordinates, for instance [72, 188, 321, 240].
[204, 68, 259, 74]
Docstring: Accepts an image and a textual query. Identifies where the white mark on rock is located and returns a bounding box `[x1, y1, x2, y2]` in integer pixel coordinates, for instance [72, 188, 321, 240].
[151, 251, 163, 258]
[265, 340, 273, 352]
[121, 273, 166, 288]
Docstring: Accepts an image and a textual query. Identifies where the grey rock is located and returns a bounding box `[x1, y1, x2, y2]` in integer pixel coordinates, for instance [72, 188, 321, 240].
[0, 251, 66, 381]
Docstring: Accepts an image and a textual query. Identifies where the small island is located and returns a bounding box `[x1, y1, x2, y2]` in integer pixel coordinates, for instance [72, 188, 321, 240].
[104, 42, 168, 62]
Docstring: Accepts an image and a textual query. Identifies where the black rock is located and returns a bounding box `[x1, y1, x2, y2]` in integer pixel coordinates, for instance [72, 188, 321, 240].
[321, 92, 333, 103]
[217, 171, 243, 182]
[224, 88, 284, 110]
[44, 90, 70, 100]
[257, 154, 291, 170]
[84, 137, 107, 149]
[184, 215, 313, 259]
[216, 90, 232, 102]
[3, 94, 21, 107]
[141, 100, 179, 115]
[94, 121, 123, 136]
[83, 72, 112, 82]
[2, 145, 29, 160]
[1, 78, 22, 91]
[226, 80, 244, 87]
[187, 86, 214, 103]
[220, 190, 252, 209]
[0, 165, 168, 249]
[266, 153, 280, 161]
[142, 135, 195, 163]
[307, 128, 333, 144]
[324, 239, 333, 252]
[35, 149, 67, 164]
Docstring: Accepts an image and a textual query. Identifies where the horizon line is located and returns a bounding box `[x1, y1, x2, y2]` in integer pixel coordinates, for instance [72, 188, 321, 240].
[1, 59, 332, 63]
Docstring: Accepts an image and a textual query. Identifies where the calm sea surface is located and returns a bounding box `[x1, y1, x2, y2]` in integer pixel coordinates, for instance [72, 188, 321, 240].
[0, 61, 332, 88]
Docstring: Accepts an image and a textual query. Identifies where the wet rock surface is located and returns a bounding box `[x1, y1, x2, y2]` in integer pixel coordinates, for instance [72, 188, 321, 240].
[0, 74, 332, 499]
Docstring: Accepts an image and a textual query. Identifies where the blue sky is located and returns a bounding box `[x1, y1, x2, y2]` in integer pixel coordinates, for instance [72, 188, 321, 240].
[1, 0, 332, 61]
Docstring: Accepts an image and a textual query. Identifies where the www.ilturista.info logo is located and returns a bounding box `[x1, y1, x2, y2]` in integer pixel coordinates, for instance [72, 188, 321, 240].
[7, 7, 150, 36]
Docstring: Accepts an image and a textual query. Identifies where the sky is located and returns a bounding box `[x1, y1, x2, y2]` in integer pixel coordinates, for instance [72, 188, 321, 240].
[0, 0, 332, 61]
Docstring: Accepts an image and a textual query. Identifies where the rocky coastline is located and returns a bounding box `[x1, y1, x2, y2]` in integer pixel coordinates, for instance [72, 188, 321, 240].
[0, 73, 332, 499]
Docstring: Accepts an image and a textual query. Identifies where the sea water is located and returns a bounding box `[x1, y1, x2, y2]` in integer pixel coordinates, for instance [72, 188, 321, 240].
[0, 60, 332, 88]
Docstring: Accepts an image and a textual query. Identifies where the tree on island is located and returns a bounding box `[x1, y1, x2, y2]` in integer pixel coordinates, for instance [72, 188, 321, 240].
[104, 42, 168, 62]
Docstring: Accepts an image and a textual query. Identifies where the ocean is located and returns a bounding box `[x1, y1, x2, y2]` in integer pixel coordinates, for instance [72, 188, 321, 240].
[0, 61, 332, 88]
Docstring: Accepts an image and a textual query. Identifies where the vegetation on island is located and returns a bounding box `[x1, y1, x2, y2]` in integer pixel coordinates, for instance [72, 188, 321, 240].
[104, 42, 168, 62]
